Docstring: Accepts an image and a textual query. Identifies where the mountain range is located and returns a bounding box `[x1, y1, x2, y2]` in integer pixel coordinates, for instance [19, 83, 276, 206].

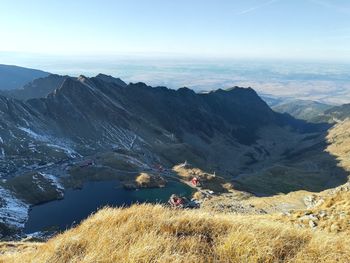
[0, 65, 349, 239]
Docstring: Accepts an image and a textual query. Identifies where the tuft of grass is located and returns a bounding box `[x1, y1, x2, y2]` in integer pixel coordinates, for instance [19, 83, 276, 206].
[135, 172, 151, 185]
[133, 172, 166, 188]
[1, 204, 350, 262]
[192, 191, 205, 200]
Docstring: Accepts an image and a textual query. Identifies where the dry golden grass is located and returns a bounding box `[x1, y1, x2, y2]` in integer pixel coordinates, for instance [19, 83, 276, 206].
[1, 204, 350, 263]
[246, 190, 309, 212]
[280, 185, 350, 234]
[135, 173, 151, 185]
[0, 242, 42, 258]
[192, 191, 204, 200]
[326, 119, 350, 172]
[172, 164, 231, 193]
[222, 182, 234, 191]
[172, 164, 203, 179]
[133, 173, 166, 188]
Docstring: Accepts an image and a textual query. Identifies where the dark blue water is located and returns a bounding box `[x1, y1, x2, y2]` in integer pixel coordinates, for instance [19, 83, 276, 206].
[25, 180, 193, 233]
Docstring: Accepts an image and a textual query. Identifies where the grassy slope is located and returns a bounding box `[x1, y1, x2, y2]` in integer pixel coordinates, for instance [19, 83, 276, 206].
[272, 100, 332, 121]
[1, 204, 350, 263]
[326, 119, 350, 172]
[280, 184, 350, 234]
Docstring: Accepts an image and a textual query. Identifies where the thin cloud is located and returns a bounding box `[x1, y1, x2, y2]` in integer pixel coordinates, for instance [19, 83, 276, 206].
[236, 0, 279, 15]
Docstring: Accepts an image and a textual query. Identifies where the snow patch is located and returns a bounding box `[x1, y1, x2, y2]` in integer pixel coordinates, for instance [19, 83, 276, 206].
[46, 143, 80, 158]
[0, 186, 29, 229]
[32, 173, 64, 195]
[0, 148, 4, 158]
[22, 118, 30, 127]
[38, 172, 64, 192]
[32, 175, 45, 192]
[18, 127, 80, 158]
[125, 155, 150, 169]
[9, 130, 15, 138]
[18, 127, 49, 141]
[102, 124, 142, 150]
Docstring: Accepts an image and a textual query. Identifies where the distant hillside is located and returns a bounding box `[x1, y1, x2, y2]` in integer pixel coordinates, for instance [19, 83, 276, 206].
[323, 104, 350, 121]
[0, 65, 49, 90]
[1, 73, 127, 101]
[2, 74, 68, 100]
[267, 96, 350, 124]
[260, 94, 285, 107]
[272, 99, 332, 121]
[306, 103, 350, 124]
[3, 74, 68, 100]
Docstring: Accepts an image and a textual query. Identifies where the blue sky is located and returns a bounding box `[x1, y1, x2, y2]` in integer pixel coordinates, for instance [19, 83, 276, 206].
[1, 0, 350, 61]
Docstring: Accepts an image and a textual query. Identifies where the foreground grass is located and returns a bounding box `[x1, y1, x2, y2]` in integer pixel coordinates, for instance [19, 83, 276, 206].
[1, 204, 350, 263]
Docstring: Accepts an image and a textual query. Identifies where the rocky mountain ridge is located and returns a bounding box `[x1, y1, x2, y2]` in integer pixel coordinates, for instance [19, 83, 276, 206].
[0, 73, 347, 237]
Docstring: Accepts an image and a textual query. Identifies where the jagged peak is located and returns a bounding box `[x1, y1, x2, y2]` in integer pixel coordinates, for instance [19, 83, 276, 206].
[207, 86, 258, 98]
[225, 86, 255, 93]
[129, 82, 148, 87]
[177, 87, 196, 96]
[77, 75, 89, 82]
[77, 75, 100, 91]
[95, 74, 127, 87]
[128, 82, 151, 90]
[48, 77, 90, 98]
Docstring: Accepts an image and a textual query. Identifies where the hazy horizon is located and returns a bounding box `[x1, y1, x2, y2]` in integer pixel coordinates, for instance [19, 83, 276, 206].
[2, 52, 350, 105]
[2, 0, 350, 104]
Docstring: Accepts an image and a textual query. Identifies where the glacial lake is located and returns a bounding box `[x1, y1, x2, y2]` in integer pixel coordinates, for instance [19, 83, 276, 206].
[25, 180, 193, 233]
